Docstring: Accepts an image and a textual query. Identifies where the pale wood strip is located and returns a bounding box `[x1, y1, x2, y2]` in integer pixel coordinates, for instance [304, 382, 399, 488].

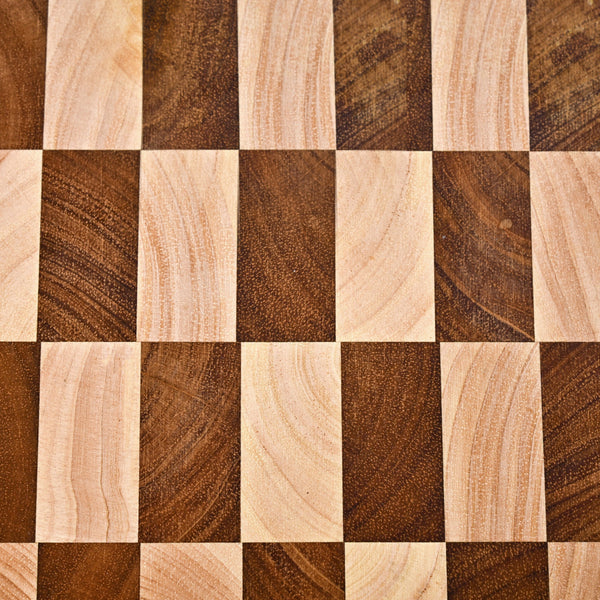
[138, 151, 237, 341]
[43, 0, 142, 149]
[141, 543, 242, 600]
[431, 0, 529, 150]
[345, 543, 446, 600]
[0, 151, 41, 341]
[36, 342, 140, 542]
[238, 0, 336, 149]
[531, 152, 600, 341]
[241, 342, 343, 541]
[549, 543, 600, 600]
[441, 342, 546, 541]
[336, 151, 435, 341]
[0, 544, 36, 600]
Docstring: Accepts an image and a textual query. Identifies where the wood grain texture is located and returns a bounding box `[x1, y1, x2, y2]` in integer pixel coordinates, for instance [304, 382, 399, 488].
[237, 151, 335, 342]
[446, 543, 549, 600]
[336, 151, 435, 341]
[140, 343, 240, 542]
[36, 342, 140, 542]
[138, 151, 237, 341]
[541, 343, 600, 541]
[0, 344, 39, 542]
[527, 0, 600, 150]
[37, 543, 139, 600]
[548, 542, 600, 600]
[334, 0, 432, 150]
[0, 151, 42, 341]
[0, 0, 47, 148]
[241, 343, 342, 542]
[143, 0, 239, 149]
[431, 0, 529, 150]
[531, 153, 600, 341]
[434, 152, 534, 341]
[243, 543, 344, 600]
[342, 343, 445, 542]
[43, 0, 142, 149]
[38, 151, 139, 342]
[0, 544, 36, 600]
[238, 0, 335, 149]
[441, 342, 546, 541]
[141, 543, 242, 600]
[345, 543, 447, 600]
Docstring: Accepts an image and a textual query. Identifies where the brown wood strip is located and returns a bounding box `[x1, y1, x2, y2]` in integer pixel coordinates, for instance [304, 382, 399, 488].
[38, 151, 139, 342]
[446, 543, 550, 600]
[333, 0, 432, 150]
[37, 543, 140, 600]
[140, 343, 240, 542]
[541, 343, 600, 541]
[527, 0, 600, 150]
[0, 544, 37, 600]
[0, 344, 39, 542]
[237, 151, 335, 342]
[342, 343, 445, 542]
[0, 0, 47, 148]
[433, 151, 534, 341]
[143, 0, 239, 149]
[243, 543, 344, 600]
[549, 543, 600, 600]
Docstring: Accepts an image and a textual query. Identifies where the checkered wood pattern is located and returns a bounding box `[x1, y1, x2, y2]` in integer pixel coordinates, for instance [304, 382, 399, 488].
[1, 0, 600, 598]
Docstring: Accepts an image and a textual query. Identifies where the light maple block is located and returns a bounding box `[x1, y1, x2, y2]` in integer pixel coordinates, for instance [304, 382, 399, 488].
[141, 544, 242, 600]
[431, 0, 529, 150]
[441, 342, 546, 541]
[0, 544, 37, 600]
[336, 151, 435, 341]
[549, 543, 600, 600]
[531, 152, 600, 341]
[0, 151, 41, 341]
[238, 0, 336, 149]
[43, 0, 142, 149]
[345, 543, 446, 600]
[36, 342, 140, 542]
[138, 150, 237, 341]
[241, 342, 343, 542]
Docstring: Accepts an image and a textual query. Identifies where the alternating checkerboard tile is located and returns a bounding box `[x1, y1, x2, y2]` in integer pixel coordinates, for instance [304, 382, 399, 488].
[548, 543, 600, 600]
[333, 0, 432, 150]
[0, 544, 37, 600]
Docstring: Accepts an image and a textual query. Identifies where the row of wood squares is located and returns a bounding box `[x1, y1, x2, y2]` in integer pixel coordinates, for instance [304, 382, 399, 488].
[1, 541, 599, 599]
[3, 149, 600, 343]
[3, 341, 599, 544]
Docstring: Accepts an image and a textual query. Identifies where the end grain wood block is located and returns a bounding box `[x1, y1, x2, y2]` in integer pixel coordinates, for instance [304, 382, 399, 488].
[342, 343, 445, 542]
[441, 342, 546, 542]
[431, 0, 529, 150]
[143, 0, 239, 149]
[243, 543, 344, 600]
[141, 543, 242, 600]
[527, 0, 600, 150]
[333, 0, 432, 150]
[38, 151, 139, 342]
[0, 344, 39, 543]
[0, 544, 37, 600]
[541, 343, 600, 541]
[37, 543, 139, 600]
[336, 151, 435, 341]
[138, 150, 237, 342]
[140, 343, 240, 543]
[241, 343, 343, 542]
[548, 543, 600, 600]
[43, 0, 142, 149]
[36, 342, 140, 543]
[434, 152, 534, 341]
[238, 0, 335, 149]
[0, 0, 47, 148]
[531, 153, 600, 341]
[0, 151, 42, 341]
[345, 543, 447, 600]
